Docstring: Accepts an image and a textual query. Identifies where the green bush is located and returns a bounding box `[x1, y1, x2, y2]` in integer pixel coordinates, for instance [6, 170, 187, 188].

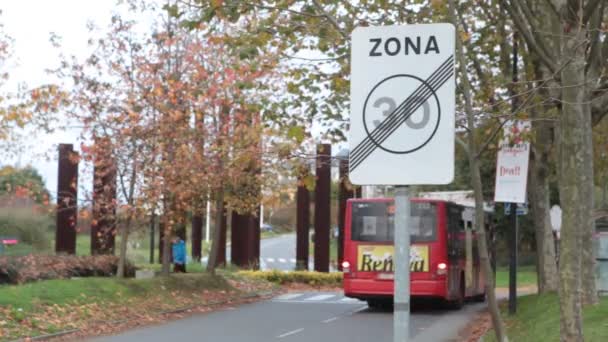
[0, 208, 53, 251]
[238, 270, 343, 286]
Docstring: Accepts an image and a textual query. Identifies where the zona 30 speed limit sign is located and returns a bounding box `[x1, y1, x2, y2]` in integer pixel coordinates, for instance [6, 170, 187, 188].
[349, 24, 455, 185]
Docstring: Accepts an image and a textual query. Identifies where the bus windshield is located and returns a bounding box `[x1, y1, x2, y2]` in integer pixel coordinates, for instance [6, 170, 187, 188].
[351, 201, 437, 243]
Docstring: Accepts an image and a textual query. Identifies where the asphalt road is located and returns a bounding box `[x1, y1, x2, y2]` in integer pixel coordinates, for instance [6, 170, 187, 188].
[258, 233, 304, 271]
[95, 292, 484, 342]
[205, 233, 308, 271]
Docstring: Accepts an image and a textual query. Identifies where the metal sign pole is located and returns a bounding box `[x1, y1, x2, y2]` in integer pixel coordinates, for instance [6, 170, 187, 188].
[509, 202, 518, 314]
[394, 185, 410, 342]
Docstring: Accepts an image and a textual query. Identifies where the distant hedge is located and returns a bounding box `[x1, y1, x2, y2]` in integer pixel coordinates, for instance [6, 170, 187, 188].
[238, 270, 342, 286]
[0, 207, 53, 252]
[0, 255, 135, 285]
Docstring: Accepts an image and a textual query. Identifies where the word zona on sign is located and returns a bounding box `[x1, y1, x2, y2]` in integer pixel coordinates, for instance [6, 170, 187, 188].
[369, 35, 440, 57]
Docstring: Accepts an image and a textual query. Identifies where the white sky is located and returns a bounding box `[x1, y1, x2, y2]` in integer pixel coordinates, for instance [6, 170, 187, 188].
[1, 1, 143, 197]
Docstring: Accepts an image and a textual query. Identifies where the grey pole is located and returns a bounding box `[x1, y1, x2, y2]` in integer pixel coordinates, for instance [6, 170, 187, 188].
[394, 186, 410, 342]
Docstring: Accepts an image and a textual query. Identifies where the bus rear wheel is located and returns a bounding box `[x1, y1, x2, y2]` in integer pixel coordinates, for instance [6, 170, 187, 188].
[472, 292, 486, 303]
[447, 278, 465, 310]
[367, 299, 381, 309]
[366, 299, 390, 309]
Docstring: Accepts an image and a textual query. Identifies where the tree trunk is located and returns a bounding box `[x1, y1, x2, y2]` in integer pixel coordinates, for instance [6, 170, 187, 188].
[465, 226, 473, 293]
[529, 120, 558, 293]
[449, 2, 507, 340]
[116, 219, 130, 278]
[161, 214, 172, 276]
[207, 189, 225, 274]
[581, 99, 598, 305]
[192, 212, 203, 262]
[524, 51, 559, 293]
[470, 148, 508, 342]
[558, 22, 588, 342]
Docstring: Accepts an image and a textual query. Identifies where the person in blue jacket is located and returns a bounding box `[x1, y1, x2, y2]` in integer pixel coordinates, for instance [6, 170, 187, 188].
[172, 237, 186, 273]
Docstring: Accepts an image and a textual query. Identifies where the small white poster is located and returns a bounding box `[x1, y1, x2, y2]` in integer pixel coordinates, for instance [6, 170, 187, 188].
[494, 121, 530, 203]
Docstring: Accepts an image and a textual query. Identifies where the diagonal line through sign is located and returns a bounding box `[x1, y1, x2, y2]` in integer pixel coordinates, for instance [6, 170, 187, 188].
[351, 56, 454, 165]
[350, 59, 453, 170]
[351, 55, 454, 170]
[350, 55, 454, 172]
[354, 56, 454, 158]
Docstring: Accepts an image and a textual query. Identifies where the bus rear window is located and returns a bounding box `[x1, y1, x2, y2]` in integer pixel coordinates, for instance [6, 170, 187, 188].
[351, 201, 437, 243]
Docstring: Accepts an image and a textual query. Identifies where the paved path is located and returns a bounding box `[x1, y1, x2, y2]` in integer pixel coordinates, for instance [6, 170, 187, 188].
[95, 292, 484, 342]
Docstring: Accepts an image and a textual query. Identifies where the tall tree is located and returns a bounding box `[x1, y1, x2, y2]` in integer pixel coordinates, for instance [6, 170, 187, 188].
[524, 50, 559, 293]
[448, 2, 507, 341]
[52, 2, 286, 275]
[504, 0, 608, 340]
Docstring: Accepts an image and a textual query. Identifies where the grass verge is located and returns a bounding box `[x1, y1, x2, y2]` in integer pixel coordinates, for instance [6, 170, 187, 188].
[484, 294, 608, 342]
[0, 272, 272, 341]
[495, 265, 537, 288]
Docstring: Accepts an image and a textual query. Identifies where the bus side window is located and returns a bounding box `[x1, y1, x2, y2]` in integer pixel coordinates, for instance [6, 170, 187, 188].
[448, 206, 462, 259]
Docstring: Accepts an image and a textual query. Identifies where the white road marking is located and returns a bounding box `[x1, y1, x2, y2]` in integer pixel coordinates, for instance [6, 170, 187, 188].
[339, 297, 360, 303]
[277, 328, 304, 338]
[347, 306, 369, 315]
[274, 293, 304, 301]
[279, 258, 287, 263]
[305, 294, 336, 301]
[290, 258, 296, 263]
[322, 317, 338, 323]
[267, 258, 275, 262]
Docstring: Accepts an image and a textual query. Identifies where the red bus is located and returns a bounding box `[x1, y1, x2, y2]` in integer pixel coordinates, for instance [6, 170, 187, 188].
[342, 198, 486, 309]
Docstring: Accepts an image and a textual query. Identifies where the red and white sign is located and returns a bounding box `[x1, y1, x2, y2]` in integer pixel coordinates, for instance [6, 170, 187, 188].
[494, 121, 530, 203]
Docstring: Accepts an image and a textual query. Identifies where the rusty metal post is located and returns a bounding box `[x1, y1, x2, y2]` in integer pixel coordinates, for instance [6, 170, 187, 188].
[149, 213, 155, 264]
[158, 221, 164, 264]
[56, 144, 78, 255]
[338, 158, 354, 271]
[296, 176, 311, 270]
[192, 213, 203, 262]
[231, 211, 248, 267]
[251, 209, 260, 270]
[91, 138, 116, 255]
[231, 209, 259, 269]
[314, 144, 331, 272]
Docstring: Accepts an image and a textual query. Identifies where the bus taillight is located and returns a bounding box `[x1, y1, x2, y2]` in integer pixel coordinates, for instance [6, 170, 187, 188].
[342, 261, 351, 272]
[437, 262, 447, 275]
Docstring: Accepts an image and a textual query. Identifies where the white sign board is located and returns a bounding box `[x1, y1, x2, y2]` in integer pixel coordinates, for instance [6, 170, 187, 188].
[494, 121, 530, 203]
[349, 24, 455, 185]
[550, 205, 562, 232]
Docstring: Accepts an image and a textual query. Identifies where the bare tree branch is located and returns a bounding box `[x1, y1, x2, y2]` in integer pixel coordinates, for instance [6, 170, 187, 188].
[455, 135, 469, 155]
[502, 0, 558, 74]
[583, 0, 603, 23]
[458, 12, 497, 106]
[177, 0, 327, 19]
[542, 0, 561, 18]
[311, 0, 348, 40]
[475, 119, 509, 159]
[592, 91, 608, 126]
[586, 0, 605, 77]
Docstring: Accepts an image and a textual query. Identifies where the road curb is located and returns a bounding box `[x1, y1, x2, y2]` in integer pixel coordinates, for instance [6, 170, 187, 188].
[8, 288, 281, 342]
